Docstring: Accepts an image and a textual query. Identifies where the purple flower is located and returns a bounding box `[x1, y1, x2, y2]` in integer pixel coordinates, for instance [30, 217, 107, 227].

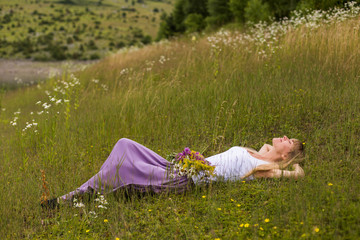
[184, 147, 191, 155]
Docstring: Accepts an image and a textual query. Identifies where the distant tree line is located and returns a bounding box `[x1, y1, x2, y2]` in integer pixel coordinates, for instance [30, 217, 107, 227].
[157, 0, 360, 39]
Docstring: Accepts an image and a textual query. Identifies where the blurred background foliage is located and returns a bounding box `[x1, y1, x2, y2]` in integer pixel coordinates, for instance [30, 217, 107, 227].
[157, 0, 360, 39]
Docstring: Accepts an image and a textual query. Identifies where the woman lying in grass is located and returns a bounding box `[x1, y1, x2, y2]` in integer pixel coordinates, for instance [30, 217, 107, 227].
[43, 136, 304, 208]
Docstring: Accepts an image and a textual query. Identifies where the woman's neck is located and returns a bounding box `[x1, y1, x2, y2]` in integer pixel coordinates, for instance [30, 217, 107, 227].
[248, 149, 282, 163]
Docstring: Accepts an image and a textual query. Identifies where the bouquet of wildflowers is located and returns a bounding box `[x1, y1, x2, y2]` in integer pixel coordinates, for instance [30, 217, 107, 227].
[168, 147, 215, 179]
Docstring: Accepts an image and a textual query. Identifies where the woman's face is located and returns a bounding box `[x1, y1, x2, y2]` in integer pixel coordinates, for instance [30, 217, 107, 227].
[272, 135, 294, 156]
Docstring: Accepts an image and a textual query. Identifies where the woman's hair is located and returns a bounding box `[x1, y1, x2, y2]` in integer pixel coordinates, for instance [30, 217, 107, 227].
[242, 139, 305, 179]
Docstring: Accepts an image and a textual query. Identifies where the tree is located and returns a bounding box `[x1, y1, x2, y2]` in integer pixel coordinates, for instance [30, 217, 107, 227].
[156, 13, 177, 40]
[244, 0, 272, 23]
[296, 0, 348, 11]
[207, 0, 233, 27]
[265, 0, 300, 19]
[172, 0, 186, 32]
[229, 0, 248, 23]
[183, 0, 209, 17]
[184, 13, 206, 33]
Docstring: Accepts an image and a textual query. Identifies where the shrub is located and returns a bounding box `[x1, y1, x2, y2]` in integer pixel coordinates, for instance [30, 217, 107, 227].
[66, 37, 74, 44]
[116, 41, 125, 48]
[90, 53, 100, 60]
[87, 40, 98, 50]
[12, 37, 34, 54]
[28, 27, 35, 33]
[49, 44, 68, 60]
[141, 35, 152, 44]
[32, 52, 52, 61]
[131, 27, 144, 38]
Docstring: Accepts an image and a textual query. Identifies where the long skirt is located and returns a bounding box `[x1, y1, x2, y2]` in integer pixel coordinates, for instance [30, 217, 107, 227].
[61, 138, 191, 200]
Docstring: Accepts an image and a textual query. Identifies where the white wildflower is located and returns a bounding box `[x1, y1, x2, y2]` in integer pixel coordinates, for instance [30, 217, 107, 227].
[74, 202, 85, 208]
[101, 84, 108, 91]
[89, 211, 98, 218]
[42, 103, 51, 109]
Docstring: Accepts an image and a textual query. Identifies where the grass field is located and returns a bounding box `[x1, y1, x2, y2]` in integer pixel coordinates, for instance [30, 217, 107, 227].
[0, 0, 175, 60]
[0, 3, 360, 239]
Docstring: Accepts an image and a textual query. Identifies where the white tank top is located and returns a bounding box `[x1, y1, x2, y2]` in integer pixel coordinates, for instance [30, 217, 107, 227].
[192, 146, 270, 183]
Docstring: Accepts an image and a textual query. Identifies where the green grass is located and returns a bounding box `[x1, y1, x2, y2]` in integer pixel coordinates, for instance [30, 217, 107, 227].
[1, 13, 360, 239]
[0, 0, 175, 60]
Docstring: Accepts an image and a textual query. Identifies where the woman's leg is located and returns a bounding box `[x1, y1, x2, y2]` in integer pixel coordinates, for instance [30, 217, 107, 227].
[60, 138, 173, 200]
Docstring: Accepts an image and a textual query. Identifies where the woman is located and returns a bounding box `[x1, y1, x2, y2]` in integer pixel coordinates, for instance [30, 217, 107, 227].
[44, 136, 304, 208]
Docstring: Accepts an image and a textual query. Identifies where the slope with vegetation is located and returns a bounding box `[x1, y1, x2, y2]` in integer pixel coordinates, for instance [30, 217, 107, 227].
[0, 3, 360, 239]
[0, 0, 175, 60]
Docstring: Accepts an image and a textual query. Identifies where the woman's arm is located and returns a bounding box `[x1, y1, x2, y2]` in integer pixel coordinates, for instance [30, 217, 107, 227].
[254, 164, 305, 179]
[258, 144, 273, 154]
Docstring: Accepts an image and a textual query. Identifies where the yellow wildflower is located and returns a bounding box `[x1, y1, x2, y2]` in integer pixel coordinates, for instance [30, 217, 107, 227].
[217, 208, 222, 211]
[265, 218, 270, 223]
[104, 219, 108, 223]
[116, 238, 120, 240]
[202, 196, 206, 199]
[214, 238, 221, 240]
[148, 209, 152, 212]
[254, 224, 258, 227]
[237, 204, 241, 207]
[273, 226, 277, 229]
[328, 183, 333, 186]
[86, 229, 90, 233]
[260, 227, 264, 231]
[314, 227, 320, 233]
[244, 223, 249, 228]
[239, 224, 244, 228]
[301, 233, 307, 238]
[231, 199, 235, 202]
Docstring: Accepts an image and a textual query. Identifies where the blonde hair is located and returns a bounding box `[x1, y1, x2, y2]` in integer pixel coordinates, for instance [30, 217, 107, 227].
[242, 139, 305, 179]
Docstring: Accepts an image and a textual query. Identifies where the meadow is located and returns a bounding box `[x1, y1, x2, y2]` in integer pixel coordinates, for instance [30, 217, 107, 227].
[0, 3, 360, 239]
[0, 0, 175, 60]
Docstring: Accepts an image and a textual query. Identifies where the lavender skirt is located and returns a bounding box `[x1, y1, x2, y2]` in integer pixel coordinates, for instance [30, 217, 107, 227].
[61, 138, 191, 200]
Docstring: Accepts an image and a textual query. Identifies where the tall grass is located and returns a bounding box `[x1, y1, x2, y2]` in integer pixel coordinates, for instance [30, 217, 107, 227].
[1, 7, 360, 239]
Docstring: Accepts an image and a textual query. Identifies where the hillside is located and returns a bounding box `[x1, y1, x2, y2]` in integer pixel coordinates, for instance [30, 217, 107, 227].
[0, 3, 360, 239]
[0, 0, 175, 60]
